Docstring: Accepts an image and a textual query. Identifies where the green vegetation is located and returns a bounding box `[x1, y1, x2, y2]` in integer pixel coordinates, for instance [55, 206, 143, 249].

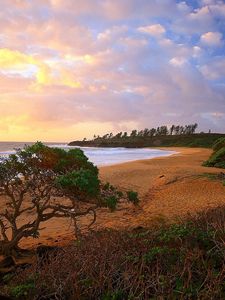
[104, 195, 117, 212]
[69, 123, 225, 148]
[1, 205, 224, 299]
[10, 282, 35, 298]
[127, 190, 139, 205]
[212, 137, 225, 151]
[0, 142, 138, 256]
[56, 168, 100, 198]
[203, 137, 225, 168]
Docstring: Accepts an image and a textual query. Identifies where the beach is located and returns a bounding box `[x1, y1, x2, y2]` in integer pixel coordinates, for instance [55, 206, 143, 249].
[18, 147, 225, 249]
[99, 147, 225, 225]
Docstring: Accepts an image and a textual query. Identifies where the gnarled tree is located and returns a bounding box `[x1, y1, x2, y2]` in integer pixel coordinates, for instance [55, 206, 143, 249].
[0, 142, 136, 256]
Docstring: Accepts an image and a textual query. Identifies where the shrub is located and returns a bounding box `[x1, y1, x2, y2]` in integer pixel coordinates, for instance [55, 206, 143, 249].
[203, 147, 225, 168]
[159, 223, 194, 242]
[103, 182, 110, 191]
[56, 168, 100, 199]
[10, 282, 35, 298]
[104, 196, 118, 211]
[127, 190, 139, 205]
[203, 137, 225, 169]
[212, 137, 225, 152]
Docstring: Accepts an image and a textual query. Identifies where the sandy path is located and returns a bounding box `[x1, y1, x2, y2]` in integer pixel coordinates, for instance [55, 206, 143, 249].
[14, 147, 225, 248]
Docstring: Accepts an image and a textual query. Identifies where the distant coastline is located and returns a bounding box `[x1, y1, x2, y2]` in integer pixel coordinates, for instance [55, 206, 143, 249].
[68, 133, 225, 149]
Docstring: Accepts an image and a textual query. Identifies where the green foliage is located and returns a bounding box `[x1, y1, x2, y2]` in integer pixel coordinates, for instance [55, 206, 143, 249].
[104, 195, 118, 211]
[0, 142, 100, 200]
[127, 190, 139, 205]
[100, 182, 139, 212]
[103, 182, 110, 190]
[203, 141, 225, 169]
[116, 190, 123, 198]
[2, 273, 14, 283]
[10, 282, 35, 298]
[158, 222, 215, 251]
[214, 161, 225, 168]
[14, 142, 100, 197]
[102, 290, 125, 300]
[143, 246, 170, 262]
[102, 182, 116, 192]
[24, 142, 98, 175]
[212, 137, 225, 151]
[159, 223, 195, 242]
[56, 169, 100, 198]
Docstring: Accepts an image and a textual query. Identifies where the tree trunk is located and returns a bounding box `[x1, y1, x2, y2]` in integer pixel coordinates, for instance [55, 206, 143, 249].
[0, 240, 24, 257]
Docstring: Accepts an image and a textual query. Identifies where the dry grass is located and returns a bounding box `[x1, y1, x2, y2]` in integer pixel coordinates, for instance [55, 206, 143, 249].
[2, 205, 225, 299]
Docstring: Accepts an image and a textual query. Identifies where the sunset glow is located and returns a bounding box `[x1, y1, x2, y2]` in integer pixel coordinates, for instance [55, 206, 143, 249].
[0, 0, 225, 142]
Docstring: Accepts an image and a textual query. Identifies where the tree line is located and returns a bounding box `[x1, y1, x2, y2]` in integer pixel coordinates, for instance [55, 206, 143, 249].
[91, 123, 198, 141]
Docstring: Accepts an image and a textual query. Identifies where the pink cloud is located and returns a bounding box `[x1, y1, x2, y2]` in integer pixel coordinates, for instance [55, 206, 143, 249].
[138, 24, 166, 37]
[200, 31, 223, 46]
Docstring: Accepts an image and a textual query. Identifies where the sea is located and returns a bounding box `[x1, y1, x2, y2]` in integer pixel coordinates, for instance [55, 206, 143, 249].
[0, 141, 176, 166]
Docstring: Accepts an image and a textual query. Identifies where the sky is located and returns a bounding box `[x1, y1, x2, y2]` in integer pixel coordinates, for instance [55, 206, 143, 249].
[0, 0, 225, 142]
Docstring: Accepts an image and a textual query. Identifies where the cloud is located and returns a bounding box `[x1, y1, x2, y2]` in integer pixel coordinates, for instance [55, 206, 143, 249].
[200, 31, 223, 46]
[138, 24, 166, 37]
[169, 57, 187, 67]
[0, 48, 83, 89]
[199, 57, 225, 79]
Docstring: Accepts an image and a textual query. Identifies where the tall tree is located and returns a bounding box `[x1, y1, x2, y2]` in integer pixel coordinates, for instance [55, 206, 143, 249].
[130, 130, 137, 137]
[170, 125, 175, 135]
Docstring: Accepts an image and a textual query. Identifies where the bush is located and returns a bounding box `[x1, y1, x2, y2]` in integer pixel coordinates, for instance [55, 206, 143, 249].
[10, 282, 35, 298]
[104, 196, 118, 211]
[203, 146, 225, 168]
[212, 137, 225, 152]
[203, 137, 225, 169]
[127, 190, 139, 205]
[56, 168, 100, 199]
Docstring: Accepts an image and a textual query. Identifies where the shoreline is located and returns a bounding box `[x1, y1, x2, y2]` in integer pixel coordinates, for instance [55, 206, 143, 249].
[4, 146, 225, 249]
[97, 148, 178, 167]
[0, 144, 177, 167]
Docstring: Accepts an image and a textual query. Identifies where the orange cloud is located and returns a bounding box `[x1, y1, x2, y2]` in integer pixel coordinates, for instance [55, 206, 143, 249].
[0, 48, 82, 89]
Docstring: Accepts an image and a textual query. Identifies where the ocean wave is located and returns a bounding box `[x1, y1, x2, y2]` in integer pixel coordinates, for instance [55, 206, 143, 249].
[0, 142, 176, 166]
